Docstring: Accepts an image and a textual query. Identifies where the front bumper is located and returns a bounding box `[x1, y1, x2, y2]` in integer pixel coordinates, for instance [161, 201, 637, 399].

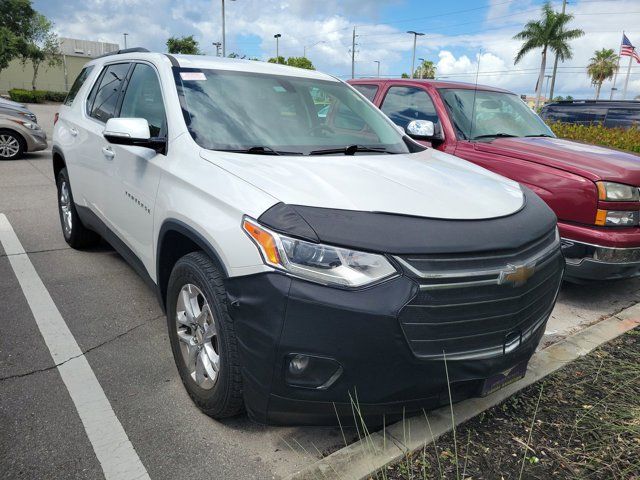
[225, 270, 556, 426]
[560, 222, 640, 281]
[563, 240, 640, 281]
[24, 130, 47, 152]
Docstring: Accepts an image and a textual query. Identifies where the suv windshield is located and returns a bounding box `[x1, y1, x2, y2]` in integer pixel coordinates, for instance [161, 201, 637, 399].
[174, 68, 410, 155]
[439, 88, 554, 140]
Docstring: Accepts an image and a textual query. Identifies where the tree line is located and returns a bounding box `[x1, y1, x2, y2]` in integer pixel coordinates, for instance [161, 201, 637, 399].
[166, 35, 316, 70]
[0, 0, 62, 90]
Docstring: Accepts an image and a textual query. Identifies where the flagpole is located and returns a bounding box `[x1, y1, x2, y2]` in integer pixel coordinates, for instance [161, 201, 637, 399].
[622, 52, 633, 99]
[610, 32, 623, 100]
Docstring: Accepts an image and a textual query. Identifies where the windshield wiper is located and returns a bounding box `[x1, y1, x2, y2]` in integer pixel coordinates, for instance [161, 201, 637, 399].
[524, 134, 554, 138]
[472, 133, 519, 140]
[309, 145, 391, 156]
[217, 146, 302, 155]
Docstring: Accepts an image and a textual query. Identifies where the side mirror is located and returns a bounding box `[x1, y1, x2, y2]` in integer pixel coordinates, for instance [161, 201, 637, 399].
[405, 119, 437, 140]
[103, 118, 166, 153]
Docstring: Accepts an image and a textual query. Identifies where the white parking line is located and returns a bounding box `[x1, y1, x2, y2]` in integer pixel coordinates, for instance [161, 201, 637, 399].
[0, 214, 150, 480]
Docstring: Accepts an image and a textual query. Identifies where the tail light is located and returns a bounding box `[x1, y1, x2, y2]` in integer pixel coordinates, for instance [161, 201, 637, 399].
[54, 112, 59, 125]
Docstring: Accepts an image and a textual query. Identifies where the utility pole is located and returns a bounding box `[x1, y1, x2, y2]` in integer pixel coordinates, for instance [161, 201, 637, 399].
[212, 42, 222, 56]
[303, 40, 325, 58]
[407, 31, 424, 79]
[374, 60, 380, 77]
[123, 33, 128, 49]
[351, 27, 357, 79]
[548, 0, 567, 101]
[274, 33, 281, 63]
[221, 0, 235, 57]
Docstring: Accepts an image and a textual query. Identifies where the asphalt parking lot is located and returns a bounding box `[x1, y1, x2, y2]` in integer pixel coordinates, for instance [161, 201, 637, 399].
[2, 104, 640, 480]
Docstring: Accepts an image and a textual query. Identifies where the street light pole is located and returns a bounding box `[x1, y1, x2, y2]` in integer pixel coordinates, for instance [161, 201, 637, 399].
[407, 31, 424, 79]
[123, 33, 128, 49]
[274, 33, 281, 63]
[374, 60, 380, 77]
[212, 42, 222, 56]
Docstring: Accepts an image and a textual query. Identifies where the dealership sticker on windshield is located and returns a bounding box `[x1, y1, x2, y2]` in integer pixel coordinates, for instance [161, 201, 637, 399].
[180, 72, 206, 81]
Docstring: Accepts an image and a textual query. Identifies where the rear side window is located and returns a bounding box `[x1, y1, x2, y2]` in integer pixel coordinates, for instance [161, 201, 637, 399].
[605, 108, 640, 128]
[87, 63, 130, 122]
[119, 63, 166, 137]
[352, 84, 378, 102]
[64, 66, 94, 106]
[380, 86, 439, 129]
[545, 105, 606, 125]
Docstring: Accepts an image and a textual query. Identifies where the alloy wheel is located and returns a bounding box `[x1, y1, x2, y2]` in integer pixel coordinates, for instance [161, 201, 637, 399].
[59, 180, 73, 237]
[176, 283, 220, 390]
[0, 134, 20, 158]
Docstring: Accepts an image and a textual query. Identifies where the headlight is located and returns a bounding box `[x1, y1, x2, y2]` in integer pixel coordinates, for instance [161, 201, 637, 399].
[9, 119, 40, 130]
[596, 181, 639, 202]
[595, 209, 639, 227]
[242, 217, 398, 287]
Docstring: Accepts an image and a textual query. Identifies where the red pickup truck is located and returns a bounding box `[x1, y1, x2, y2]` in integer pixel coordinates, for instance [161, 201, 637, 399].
[348, 79, 640, 281]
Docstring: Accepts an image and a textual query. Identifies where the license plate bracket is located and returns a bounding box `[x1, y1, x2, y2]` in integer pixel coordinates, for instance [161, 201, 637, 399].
[480, 361, 528, 396]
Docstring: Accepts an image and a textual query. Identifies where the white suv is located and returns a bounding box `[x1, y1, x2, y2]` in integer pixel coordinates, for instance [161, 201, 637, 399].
[53, 49, 564, 425]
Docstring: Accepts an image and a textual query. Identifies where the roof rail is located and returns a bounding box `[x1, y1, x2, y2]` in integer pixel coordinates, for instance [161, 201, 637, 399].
[96, 47, 150, 59]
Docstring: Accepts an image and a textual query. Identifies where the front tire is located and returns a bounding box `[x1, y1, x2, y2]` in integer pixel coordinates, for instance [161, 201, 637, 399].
[0, 130, 25, 160]
[167, 251, 244, 418]
[56, 167, 100, 248]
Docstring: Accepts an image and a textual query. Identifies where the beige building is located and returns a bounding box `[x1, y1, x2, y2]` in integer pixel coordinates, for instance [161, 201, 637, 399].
[0, 37, 119, 94]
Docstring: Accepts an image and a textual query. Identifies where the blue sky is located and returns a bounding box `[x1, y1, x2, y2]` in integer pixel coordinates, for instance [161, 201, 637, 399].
[34, 0, 640, 98]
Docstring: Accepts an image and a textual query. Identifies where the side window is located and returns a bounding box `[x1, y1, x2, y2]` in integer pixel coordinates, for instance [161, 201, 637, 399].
[88, 63, 130, 122]
[380, 86, 439, 130]
[352, 84, 379, 102]
[119, 63, 166, 137]
[64, 66, 94, 106]
[605, 108, 640, 128]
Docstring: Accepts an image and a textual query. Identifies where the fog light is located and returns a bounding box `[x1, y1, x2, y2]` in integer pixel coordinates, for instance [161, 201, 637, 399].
[284, 354, 342, 389]
[288, 354, 310, 375]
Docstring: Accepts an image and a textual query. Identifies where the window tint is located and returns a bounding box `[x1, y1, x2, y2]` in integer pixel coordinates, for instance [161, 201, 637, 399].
[544, 105, 606, 125]
[64, 66, 94, 106]
[380, 86, 439, 129]
[352, 84, 379, 102]
[604, 108, 640, 128]
[88, 63, 130, 122]
[120, 63, 166, 137]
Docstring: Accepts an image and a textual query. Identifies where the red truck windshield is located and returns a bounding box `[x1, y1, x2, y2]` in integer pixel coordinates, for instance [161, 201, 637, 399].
[439, 89, 554, 140]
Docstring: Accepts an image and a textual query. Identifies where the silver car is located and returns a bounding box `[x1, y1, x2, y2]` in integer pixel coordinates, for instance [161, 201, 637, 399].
[0, 113, 47, 160]
[0, 97, 38, 123]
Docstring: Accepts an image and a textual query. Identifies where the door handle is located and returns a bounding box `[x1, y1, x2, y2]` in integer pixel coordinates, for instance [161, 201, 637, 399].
[69, 127, 78, 136]
[102, 146, 115, 159]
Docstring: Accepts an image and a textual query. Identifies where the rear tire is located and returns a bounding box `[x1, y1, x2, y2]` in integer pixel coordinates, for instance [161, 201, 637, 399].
[167, 251, 244, 419]
[56, 167, 100, 248]
[0, 130, 25, 160]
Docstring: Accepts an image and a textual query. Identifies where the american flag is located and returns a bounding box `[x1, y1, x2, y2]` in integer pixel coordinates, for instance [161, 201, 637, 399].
[621, 34, 640, 63]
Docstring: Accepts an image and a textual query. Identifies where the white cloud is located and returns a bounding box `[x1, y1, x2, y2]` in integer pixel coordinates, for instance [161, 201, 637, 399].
[42, 0, 640, 98]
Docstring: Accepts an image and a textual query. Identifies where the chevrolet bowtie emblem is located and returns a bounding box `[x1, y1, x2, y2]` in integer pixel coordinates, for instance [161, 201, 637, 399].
[498, 262, 536, 287]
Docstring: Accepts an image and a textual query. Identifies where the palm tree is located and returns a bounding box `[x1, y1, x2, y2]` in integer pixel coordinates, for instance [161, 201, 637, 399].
[514, 2, 584, 109]
[415, 60, 436, 79]
[587, 48, 619, 100]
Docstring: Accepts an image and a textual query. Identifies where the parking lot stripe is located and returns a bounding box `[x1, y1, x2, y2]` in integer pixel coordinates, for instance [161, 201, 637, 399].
[0, 214, 150, 480]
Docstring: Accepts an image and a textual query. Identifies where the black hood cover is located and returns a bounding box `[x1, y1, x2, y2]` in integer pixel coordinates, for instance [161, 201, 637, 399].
[257, 187, 557, 255]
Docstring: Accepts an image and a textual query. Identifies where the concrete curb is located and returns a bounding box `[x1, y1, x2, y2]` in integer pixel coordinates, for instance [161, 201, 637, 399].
[286, 306, 640, 480]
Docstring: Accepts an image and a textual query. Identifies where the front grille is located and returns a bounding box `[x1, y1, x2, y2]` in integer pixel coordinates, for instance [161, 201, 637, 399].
[396, 228, 564, 360]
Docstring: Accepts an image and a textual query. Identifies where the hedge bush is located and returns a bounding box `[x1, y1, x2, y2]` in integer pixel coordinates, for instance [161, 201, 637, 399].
[547, 121, 640, 154]
[8, 89, 67, 104]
